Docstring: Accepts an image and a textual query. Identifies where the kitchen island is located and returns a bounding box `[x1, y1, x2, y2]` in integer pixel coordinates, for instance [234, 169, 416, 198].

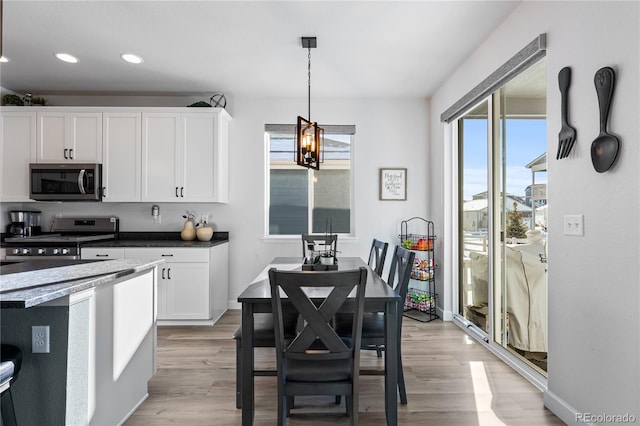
[0, 259, 162, 425]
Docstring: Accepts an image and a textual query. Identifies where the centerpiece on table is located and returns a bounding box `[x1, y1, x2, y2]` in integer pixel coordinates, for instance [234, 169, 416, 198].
[302, 219, 338, 271]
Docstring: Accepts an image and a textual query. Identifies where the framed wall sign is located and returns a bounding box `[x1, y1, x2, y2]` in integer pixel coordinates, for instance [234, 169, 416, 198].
[379, 168, 407, 200]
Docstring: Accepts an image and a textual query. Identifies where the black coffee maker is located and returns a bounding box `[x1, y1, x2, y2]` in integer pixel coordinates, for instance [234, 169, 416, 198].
[6, 210, 42, 237]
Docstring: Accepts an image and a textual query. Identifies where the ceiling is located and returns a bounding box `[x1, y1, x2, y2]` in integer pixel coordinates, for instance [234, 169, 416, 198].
[0, 1, 523, 99]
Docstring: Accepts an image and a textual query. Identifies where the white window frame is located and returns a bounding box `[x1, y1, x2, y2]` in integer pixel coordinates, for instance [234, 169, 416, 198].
[264, 124, 356, 239]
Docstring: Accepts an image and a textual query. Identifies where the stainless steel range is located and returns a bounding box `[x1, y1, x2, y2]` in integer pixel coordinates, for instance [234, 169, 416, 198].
[4, 216, 118, 260]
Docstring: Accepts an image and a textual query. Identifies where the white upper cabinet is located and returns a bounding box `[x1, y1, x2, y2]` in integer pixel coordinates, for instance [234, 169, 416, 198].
[142, 109, 230, 203]
[102, 113, 142, 202]
[1, 107, 230, 203]
[36, 110, 102, 163]
[141, 113, 182, 202]
[0, 111, 37, 202]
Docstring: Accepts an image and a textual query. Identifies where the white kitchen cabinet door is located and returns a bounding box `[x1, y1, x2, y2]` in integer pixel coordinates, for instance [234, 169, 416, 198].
[69, 113, 103, 162]
[141, 110, 230, 203]
[102, 113, 141, 202]
[163, 262, 210, 319]
[182, 111, 230, 202]
[37, 111, 102, 163]
[181, 113, 216, 202]
[0, 111, 36, 202]
[141, 113, 182, 201]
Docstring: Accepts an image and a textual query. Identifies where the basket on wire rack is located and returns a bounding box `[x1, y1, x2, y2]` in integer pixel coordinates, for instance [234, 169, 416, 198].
[398, 217, 436, 251]
[404, 288, 438, 313]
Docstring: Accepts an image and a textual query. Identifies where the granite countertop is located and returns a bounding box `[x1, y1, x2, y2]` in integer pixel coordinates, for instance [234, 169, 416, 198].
[0, 258, 163, 308]
[81, 231, 229, 248]
[0, 232, 229, 248]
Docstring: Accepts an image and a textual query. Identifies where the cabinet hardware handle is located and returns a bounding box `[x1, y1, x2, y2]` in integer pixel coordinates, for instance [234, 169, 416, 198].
[77, 169, 86, 194]
[96, 254, 109, 257]
[167, 268, 171, 279]
[69, 148, 74, 159]
[101, 187, 106, 198]
[181, 187, 184, 197]
[161, 254, 174, 257]
[175, 187, 179, 197]
[64, 148, 68, 159]
[162, 268, 166, 279]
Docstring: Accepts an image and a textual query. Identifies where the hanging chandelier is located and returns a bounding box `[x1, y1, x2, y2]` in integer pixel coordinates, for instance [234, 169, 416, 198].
[296, 37, 324, 170]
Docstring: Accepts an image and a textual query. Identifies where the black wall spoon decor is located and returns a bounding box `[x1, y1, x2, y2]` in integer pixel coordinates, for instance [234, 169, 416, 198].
[591, 67, 620, 173]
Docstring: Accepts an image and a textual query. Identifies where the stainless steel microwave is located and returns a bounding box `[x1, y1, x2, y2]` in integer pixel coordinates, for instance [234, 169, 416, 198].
[29, 163, 102, 201]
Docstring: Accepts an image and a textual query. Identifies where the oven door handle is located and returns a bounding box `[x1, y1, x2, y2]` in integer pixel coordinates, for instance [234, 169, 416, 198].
[77, 169, 86, 194]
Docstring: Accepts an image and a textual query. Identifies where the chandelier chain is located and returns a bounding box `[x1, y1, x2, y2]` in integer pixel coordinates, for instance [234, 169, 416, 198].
[307, 46, 311, 120]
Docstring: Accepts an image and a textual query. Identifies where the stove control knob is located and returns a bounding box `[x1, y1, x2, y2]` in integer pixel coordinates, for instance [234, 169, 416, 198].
[22, 248, 31, 255]
[61, 248, 70, 255]
[38, 248, 46, 255]
[12, 248, 21, 255]
[52, 248, 60, 255]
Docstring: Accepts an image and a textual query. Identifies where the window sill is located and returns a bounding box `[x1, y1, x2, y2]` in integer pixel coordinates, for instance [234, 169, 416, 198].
[262, 235, 359, 243]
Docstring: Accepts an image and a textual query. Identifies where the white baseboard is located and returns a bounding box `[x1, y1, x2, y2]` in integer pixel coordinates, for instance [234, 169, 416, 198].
[157, 319, 213, 326]
[228, 300, 241, 310]
[543, 389, 584, 425]
[438, 306, 453, 321]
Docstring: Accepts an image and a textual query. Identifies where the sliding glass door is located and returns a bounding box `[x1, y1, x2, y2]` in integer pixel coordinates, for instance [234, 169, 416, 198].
[495, 59, 548, 373]
[459, 99, 491, 334]
[457, 57, 548, 374]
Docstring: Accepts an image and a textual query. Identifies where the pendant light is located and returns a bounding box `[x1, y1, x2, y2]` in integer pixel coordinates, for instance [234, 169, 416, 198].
[296, 37, 324, 170]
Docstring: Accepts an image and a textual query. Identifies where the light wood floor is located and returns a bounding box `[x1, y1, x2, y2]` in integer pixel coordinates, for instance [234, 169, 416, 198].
[125, 310, 564, 425]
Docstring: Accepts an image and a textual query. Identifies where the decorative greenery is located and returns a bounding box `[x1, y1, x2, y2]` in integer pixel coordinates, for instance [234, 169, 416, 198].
[506, 202, 528, 239]
[31, 96, 48, 106]
[2, 94, 24, 106]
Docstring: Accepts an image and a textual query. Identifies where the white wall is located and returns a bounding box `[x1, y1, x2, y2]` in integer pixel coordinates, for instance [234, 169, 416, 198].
[224, 97, 430, 305]
[2, 96, 430, 308]
[429, 1, 639, 423]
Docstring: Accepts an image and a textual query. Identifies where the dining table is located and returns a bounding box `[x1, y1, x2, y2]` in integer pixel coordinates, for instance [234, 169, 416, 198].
[237, 256, 401, 426]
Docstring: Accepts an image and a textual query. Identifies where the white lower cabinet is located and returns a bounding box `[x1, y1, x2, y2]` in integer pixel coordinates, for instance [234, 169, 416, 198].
[162, 262, 210, 319]
[86, 245, 229, 324]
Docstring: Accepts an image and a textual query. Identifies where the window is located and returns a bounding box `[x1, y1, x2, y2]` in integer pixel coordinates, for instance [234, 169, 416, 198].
[266, 124, 355, 236]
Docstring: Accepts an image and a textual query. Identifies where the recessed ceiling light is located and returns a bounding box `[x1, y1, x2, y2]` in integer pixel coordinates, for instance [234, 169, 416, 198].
[0, 56, 9, 63]
[55, 53, 79, 63]
[121, 53, 143, 64]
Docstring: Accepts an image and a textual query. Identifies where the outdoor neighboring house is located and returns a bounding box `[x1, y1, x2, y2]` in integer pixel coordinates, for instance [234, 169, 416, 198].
[463, 193, 531, 232]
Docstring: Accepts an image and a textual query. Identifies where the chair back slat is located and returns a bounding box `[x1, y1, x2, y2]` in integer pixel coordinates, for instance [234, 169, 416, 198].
[269, 268, 367, 362]
[367, 239, 389, 276]
[387, 246, 415, 319]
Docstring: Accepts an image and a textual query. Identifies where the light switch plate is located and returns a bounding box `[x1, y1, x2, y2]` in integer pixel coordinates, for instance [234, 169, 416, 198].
[563, 214, 584, 236]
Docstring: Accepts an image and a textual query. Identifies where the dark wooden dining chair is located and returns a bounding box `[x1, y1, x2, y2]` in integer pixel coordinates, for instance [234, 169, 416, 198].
[1, 344, 23, 426]
[367, 238, 389, 277]
[334, 245, 415, 405]
[233, 313, 299, 409]
[301, 234, 338, 261]
[268, 267, 368, 425]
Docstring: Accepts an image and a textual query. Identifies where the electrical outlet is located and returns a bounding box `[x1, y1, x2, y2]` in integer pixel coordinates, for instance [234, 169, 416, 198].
[563, 214, 584, 236]
[201, 214, 209, 224]
[32, 325, 50, 353]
